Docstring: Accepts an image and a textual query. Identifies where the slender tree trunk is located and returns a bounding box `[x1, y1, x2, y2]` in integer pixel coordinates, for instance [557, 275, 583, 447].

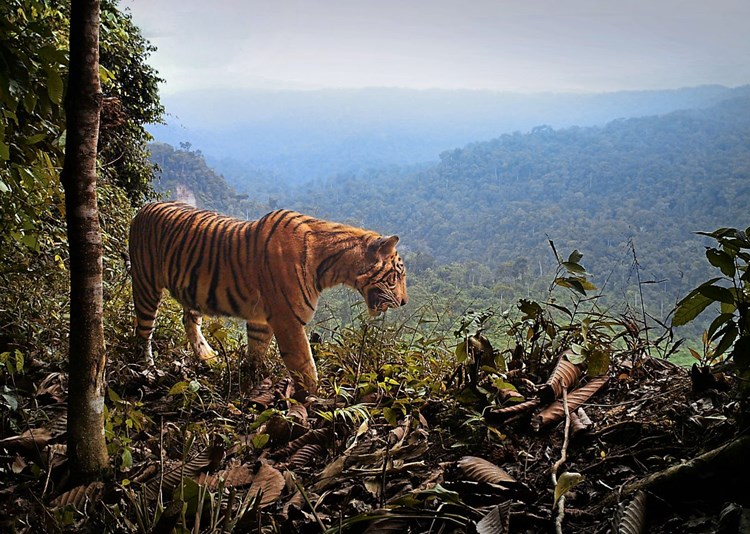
[61, 0, 110, 481]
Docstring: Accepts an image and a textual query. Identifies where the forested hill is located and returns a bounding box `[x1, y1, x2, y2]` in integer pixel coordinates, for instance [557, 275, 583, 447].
[284, 95, 750, 311]
[149, 95, 750, 327]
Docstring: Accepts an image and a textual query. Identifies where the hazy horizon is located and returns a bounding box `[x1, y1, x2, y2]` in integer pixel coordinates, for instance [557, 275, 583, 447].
[124, 0, 750, 96]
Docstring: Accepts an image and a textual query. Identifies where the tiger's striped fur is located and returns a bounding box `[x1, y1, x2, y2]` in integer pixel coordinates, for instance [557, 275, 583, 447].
[128, 202, 407, 395]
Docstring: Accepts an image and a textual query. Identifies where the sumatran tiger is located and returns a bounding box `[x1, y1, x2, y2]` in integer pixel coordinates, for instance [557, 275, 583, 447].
[128, 201, 407, 396]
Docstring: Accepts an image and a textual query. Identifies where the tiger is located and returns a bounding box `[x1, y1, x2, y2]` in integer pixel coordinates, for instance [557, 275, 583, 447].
[128, 201, 407, 397]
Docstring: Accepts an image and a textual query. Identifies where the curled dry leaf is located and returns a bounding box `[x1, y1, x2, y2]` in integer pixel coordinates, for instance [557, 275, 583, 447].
[273, 377, 294, 399]
[272, 427, 332, 460]
[34, 372, 66, 402]
[534, 375, 609, 430]
[249, 462, 285, 507]
[539, 352, 582, 404]
[569, 411, 587, 435]
[266, 413, 292, 445]
[476, 501, 512, 534]
[484, 399, 540, 424]
[312, 454, 347, 492]
[50, 482, 104, 511]
[458, 456, 516, 486]
[246, 377, 275, 408]
[618, 490, 647, 534]
[287, 443, 325, 470]
[287, 402, 308, 426]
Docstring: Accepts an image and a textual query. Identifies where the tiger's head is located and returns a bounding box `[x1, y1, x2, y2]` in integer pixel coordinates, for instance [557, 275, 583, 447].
[356, 235, 408, 316]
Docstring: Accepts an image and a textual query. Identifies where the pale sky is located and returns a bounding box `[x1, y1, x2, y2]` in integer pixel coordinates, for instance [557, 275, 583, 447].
[123, 0, 750, 95]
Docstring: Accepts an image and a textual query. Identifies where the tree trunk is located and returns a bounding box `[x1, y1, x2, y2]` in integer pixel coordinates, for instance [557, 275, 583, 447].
[61, 0, 110, 482]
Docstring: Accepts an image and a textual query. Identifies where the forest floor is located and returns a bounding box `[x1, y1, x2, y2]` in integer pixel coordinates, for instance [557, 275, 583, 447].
[0, 333, 747, 533]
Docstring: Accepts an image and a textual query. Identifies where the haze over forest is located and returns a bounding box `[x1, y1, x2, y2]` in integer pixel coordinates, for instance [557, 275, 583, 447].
[150, 85, 750, 343]
[152, 85, 745, 183]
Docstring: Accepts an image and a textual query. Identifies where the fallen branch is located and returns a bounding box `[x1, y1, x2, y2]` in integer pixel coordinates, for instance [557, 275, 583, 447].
[594, 434, 750, 510]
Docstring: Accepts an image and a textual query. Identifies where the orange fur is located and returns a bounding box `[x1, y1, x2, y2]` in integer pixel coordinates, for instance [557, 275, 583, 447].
[129, 202, 407, 395]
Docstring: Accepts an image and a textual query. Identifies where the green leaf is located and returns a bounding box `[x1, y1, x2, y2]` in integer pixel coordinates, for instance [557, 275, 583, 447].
[587, 349, 610, 376]
[707, 313, 735, 342]
[567, 250, 583, 263]
[26, 133, 46, 145]
[251, 433, 269, 450]
[714, 323, 738, 358]
[99, 65, 116, 84]
[554, 472, 584, 506]
[672, 292, 713, 326]
[455, 340, 468, 363]
[45, 65, 64, 105]
[562, 261, 586, 274]
[383, 406, 398, 426]
[107, 388, 123, 403]
[697, 285, 735, 305]
[0, 140, 8, 162]
[168, 381, 189, 395]
[121, 448, 133, 470]
[706, 248, 736, 278]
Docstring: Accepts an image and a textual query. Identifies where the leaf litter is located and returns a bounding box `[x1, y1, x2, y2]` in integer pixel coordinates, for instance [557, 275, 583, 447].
[0, 329, 745, 533]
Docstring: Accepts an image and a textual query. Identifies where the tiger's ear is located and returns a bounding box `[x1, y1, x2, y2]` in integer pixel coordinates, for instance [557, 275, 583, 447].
[368, 235, 399, 259]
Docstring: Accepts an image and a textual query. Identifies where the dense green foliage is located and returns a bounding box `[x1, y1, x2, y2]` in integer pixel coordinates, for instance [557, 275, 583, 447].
[0, 0, 162, 356]
[149, 141, 268, 218]
[672, 226, 750, 388]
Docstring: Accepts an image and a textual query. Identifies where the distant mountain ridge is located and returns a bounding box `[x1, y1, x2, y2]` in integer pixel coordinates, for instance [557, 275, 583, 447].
[150, 85, 750, 183]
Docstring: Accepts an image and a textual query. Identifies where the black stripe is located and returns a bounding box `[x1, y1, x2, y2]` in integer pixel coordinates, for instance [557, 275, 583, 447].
[207, 218, 230, 311]
[281, 291, 308, 326]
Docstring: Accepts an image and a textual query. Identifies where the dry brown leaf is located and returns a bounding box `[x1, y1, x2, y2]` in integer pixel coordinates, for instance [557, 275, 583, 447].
[476, 501, 512, 534]
[539, 352, 582, 404]
[287, 443, 324, 470]
[618, 490, 647, 534]
[484, 399, 540, 423]
[34, 372, 66, 402]
[199, 461, 255, 490]
[312, 454, 348, 492]
[287, 402, 308, 426]
[458, 456, 516, 486]
[534, 375, 609, 430]
[266, 414, 292, 445]
[363, 519, 409, 533]
[143, 443, 224, 500]
[249, 462, 285, 507]
[273, 377, 294, 399]
[246, 377, 275, 407]
[272, 427, 332, 460]
[569, 410, 586, 435]
[0, 427, 53, 451]
[50, 482, 104, 510]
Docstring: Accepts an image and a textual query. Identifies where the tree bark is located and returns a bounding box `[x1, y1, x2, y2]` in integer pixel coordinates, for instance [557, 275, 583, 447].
[61, 0, 110, 482]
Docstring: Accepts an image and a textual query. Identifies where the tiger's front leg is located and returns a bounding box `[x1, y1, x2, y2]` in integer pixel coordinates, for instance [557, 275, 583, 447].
[183, 308, 217, 363]
[269, 319, 318, 399]
[243, 321, 274, 390]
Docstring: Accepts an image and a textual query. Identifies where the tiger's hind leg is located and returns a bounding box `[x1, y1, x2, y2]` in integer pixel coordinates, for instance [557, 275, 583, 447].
[132, 279, 162, 365]
[183, 308, 217, 363]
[243, 321, 274, 390]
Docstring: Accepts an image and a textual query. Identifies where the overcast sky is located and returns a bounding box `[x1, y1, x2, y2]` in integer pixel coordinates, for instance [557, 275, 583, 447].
[123, 0, 750, 95]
